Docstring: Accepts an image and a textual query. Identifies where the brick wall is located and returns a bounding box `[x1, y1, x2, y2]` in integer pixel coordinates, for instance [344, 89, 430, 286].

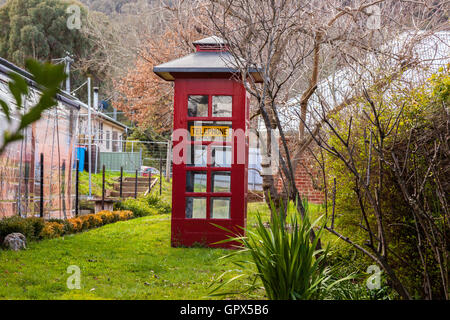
[276, 149, 324, 205]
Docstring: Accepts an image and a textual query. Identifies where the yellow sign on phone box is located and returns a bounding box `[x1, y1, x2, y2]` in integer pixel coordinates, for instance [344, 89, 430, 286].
[191, 126, 230, 137]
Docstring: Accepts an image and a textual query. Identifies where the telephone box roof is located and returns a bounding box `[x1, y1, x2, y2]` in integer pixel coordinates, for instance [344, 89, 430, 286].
[192, 36, 227, 46]
[153, 36, 263, 83]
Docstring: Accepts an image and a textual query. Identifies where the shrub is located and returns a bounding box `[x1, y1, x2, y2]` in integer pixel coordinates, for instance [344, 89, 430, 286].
[323, 68, 450, 299]
[87, 214, 103, 228]
[118, 210, 133, 221]
[111, 211, 121, 222]
[144, 194, 171, 214]
[67, 217, 83, 233]
[97, 210, 115, 224]
[40, 222, 65, 239]
[115, 195, 169, 217]
[115, 199, 156, 217]
[79, 215, 91, 230]
[47, 218, 73, 235]
[78, 214, 103, 229]
[26, 217, 46, 240]
[210, 201, 352, 299]
[0, 216, 36, 243]
[0, 209, 136, 249]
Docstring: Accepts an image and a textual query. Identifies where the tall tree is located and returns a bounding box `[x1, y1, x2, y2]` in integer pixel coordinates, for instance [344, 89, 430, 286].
[108, 1, 208, 135]
[0, 0, 90, 64]
[0, 0, 96, 101]
[204, 0, 448, 299]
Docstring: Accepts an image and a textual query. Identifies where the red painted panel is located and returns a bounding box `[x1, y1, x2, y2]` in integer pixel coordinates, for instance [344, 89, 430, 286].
[171, 77, 249, 248]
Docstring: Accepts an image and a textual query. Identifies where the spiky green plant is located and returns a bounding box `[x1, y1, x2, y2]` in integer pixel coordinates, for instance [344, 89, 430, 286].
[209, 200, 352, 300]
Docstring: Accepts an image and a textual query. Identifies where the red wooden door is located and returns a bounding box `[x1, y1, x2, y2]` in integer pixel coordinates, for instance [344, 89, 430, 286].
[171, 78, 248, 248]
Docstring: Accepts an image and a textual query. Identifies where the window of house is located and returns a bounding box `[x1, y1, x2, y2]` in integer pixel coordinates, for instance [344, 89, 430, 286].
[99, 123, 104, 144]
[106, 131, 110, 149]
[112, 131, 118, 152]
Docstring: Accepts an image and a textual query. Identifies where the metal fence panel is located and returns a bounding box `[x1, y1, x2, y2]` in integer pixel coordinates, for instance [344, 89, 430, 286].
[99, 152, 141, 173]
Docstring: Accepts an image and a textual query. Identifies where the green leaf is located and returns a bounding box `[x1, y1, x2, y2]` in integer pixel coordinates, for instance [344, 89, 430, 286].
[0, 99, 10, 121]
[8, 73, 29, 109]
[25, 59, 66, 88]
[1, 59, 66, 154]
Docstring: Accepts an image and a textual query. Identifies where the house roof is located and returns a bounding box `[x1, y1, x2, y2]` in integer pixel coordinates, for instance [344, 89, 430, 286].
[154, 36, 263, 82]
[78, 104, 128, 130]
[0, 56, 128, 131]
[192, 36, 227, 46]
[0, 57, 81, 110]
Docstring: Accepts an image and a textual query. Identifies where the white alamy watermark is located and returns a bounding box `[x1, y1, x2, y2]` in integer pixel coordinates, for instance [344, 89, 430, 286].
[67, 265, 81, 289]
[366, 264, 382, 290]
[366, 5, 381, 30]
[249, 128, 280, 176]
[67, 5, 82, 30]
[171, 127, 279, 175]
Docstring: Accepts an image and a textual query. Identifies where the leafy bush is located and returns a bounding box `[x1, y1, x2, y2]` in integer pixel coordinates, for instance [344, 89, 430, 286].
[0, 216, 37, 243]
[322, 67, 450, 299]
[40, 222, 65, 239]
[88, 214, 104, 227]
[67, 217, 83, 233]
[1, 209, 137, 249]
[210, 201, 351, 300]
[143, 194, 171, 214]
[115, 198, 158, 217]
[112, 211, 121, 222]
[114, 193, 171, 217]
[26, 217, 46, 240]
[118, 210, 133, 221]
[97, 210, 115, 224]
[79, 215, 91, 230]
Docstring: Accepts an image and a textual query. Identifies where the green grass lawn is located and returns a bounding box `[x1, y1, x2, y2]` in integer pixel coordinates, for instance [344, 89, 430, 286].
[0, 204, 269, 300]
[0, 190, 338, 300]
[78, 170, 135, 198]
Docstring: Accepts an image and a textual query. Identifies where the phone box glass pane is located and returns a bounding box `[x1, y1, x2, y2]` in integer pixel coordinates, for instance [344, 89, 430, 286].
[212, 146, 232, 167]
[211, 198, 231, 219]
[186, 197, 207, 219]
[188, 121, 232, 142]
[188, 145, 207, 167]
[188, 95, 208, 117]
[186, 171, 207, 192]
[212, 96, 232, 117]
[212, 171, 231, 192]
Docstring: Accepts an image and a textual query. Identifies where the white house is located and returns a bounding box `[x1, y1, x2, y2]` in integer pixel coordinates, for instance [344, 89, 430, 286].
[259, 31, 450, 133]
[77, 105, 128, 153]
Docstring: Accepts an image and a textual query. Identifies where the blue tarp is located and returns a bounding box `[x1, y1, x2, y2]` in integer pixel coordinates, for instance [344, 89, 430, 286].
[74, 147, 85, 172]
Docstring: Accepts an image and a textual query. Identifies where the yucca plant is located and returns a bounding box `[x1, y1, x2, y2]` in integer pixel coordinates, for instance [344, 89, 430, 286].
[209, 200, 352, 300]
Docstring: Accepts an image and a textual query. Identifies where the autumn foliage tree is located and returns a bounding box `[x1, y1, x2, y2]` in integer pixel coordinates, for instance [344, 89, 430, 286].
[113, 5, 210, 136]
[113, 29, 183, 136]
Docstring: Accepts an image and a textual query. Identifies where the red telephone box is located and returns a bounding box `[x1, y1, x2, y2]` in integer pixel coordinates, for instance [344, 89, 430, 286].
[154, 36, 262, 248]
